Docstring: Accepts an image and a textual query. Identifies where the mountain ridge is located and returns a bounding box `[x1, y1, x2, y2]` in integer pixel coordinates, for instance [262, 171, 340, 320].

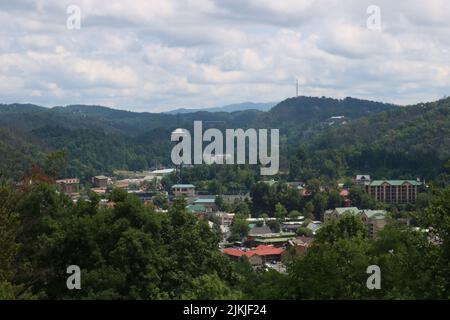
[5, 95, 444, 182]
[164, 102, 276, 114]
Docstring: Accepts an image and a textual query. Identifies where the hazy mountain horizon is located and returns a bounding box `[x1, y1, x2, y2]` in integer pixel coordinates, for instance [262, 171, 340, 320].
[164, 102, 277, 114]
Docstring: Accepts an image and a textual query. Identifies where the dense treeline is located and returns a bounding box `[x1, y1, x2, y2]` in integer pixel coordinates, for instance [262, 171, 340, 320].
[3, 96, 449, 184]
[288, 98, 450, 185]
[0, 96, 396, 181]
[1, 174, 449, 299]
[2, 96, 449, 185]
[249, 181, 384, 219]
[0, 176, 239, 299]
[162, 164, 259, 195]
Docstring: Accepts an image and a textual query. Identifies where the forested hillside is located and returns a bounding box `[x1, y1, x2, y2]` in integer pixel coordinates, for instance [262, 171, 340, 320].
[0, 97, 395, 180]
[2, 178, 449, 299]
[4, 96, 450, 184]
[1, 97, 450, 300]
[289, 97, 450, 184]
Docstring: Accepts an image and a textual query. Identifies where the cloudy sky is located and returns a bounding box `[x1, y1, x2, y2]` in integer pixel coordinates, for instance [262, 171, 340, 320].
[1, 0, 450, 112]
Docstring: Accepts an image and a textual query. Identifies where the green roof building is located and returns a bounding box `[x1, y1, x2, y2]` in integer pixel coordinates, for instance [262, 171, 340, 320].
[186, 204, 206, 214]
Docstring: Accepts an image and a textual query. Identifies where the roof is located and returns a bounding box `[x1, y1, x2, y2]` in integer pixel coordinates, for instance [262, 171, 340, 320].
[295, 236, 314, 245]
[94, 175, 108, 180]
[172, 184, 195, 189]
[368, 180, 422, 186]
[282, 221, 304, 226]
[328, 207, 388, 221]
[356, 175, 371, 180]
[362, 210, 387, 220]
[186, 204, 206, 213]
[334, 207, 361, 216]
[152, 168, 175, 174]
[251, 245, 285, 256]
[222, 245, 284, 258]
[194, 198, 216, 204]
[255, 237, 295, 243]
[222, 248, 247, 257]
[56, 178, 79, 184]
[248, 225, 273, 236]
[263, 179, 278, 186]
[306, 222, 322, 232]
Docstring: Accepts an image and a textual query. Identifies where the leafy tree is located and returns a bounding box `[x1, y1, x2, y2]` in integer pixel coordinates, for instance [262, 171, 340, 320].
[311, 193, 328, 220]
[289, 238, 371, 299]
[0, 179, 235, 299]
[302, 218, 313, 228]
[181, 273, 243, 300]
[266, 220, 280, 233]
[304, 203, 315, 219]
[43, 150, 67, 179]
[327, 190, 344, 209]
[109, 188, 128, 203]
[230, 214, 249, 241]
[296, 227, 313, 237]
[274, 203, 287, 219]
[416, 187, 450, 297]
[315, 214, 367, 245]
[0, 187, 21, 299]
[349, 186, 379, 209]
[234, 201, 250, 216]
[370, 224, 442, 299]
[288, 210, 301, 219]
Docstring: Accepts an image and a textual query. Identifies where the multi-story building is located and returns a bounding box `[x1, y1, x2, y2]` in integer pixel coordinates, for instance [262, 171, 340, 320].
[92, 175, 109, 188]
[282, 236, 314, 261]
[354, 175, 371, 186]
[361, 210, 388, 238]
[324, 207, 388, 238]
[214, 212, 235, 228]
[365, 180, 422, 203]
[171, 184, 195, 198]
[324, 207, 361, 223]
[193, 197, 218, 213]
[56, 178, 80, 195]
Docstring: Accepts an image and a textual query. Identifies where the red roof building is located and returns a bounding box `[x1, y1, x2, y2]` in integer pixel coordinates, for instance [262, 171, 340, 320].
[222, 245, 285, 265]
[340, 189, 352, 207]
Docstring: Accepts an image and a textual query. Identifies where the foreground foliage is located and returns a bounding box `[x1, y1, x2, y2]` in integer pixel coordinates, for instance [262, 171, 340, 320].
[0, 179, 449, 299]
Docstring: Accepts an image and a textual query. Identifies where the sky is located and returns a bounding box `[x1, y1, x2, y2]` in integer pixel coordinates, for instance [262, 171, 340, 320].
[1, 0, 450, 112]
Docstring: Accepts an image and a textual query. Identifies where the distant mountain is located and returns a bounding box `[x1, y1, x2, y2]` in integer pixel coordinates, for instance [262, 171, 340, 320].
[0, 96, 412, 180]
[293, 97, 450, 182]
[267, 96, 396, 123]
[261, 96, 398, 148]
[165, 102, 276, 114]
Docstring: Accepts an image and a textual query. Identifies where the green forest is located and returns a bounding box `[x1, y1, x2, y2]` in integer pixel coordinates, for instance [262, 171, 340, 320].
[1, 96, 449, 185]
[1, 175, 449, 299]
[0, 96, 396, 180]
[1, 96, 450, 300]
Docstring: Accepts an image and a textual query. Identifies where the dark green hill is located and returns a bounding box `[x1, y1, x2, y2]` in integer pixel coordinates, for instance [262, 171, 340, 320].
[9, 95, 448, 183]
[293, 98, 450, 183]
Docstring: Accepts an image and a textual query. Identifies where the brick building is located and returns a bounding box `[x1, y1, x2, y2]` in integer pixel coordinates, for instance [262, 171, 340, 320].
[92, 175, 109, 188]
[171, 184, 196, 198]
[56, 178, 80, 195]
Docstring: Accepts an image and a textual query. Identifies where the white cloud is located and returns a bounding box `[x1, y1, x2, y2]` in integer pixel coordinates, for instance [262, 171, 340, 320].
[0, 0, 450, 111]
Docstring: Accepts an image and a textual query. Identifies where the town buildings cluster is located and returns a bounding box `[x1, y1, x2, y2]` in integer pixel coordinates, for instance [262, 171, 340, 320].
[54, 171, 424, 272]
